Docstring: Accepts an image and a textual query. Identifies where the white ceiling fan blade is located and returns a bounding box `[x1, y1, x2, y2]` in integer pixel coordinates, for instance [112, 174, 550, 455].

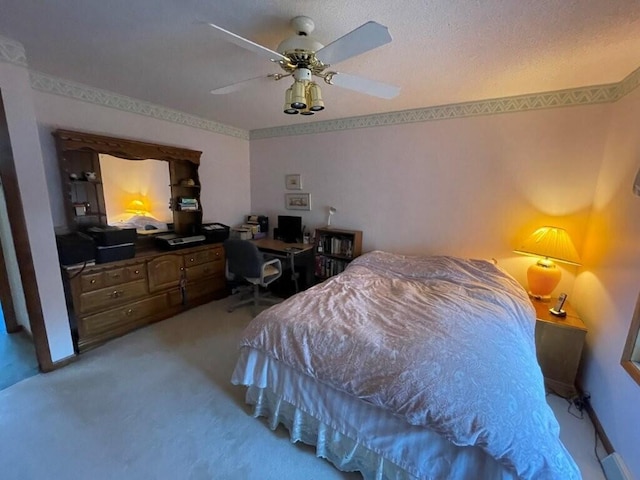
[207, 22, 288, 63]
[210, 75, 269, 94]
[329, 72, 400, 99]
[316, 21, 392, 66]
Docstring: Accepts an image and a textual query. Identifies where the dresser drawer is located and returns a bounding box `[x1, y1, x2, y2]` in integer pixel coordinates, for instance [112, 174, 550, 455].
[78, 294, 170, 337]
[183, 246, 224, 267]
[80, 263, 147, 292]
[185, 276, 226, 302]
[79, 279, 148, 314]
[184, 260, 224, 282]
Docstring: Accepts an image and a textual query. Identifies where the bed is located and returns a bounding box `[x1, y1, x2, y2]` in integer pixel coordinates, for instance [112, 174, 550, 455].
[231, 251, 581, 479]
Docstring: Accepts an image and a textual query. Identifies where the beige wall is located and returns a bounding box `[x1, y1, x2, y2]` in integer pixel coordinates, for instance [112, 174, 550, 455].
[251, 104, 610, 292]
[573, 85, 640, 476]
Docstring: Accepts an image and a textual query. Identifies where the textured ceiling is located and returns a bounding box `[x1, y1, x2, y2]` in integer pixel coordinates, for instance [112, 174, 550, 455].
[1, 0, 639, 131]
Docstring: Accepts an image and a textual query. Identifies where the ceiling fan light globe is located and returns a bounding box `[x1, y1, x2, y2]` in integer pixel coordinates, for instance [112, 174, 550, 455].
[290, 81, 307, 109]
[283, 87, 300, 114]
[309, 83, 325, 111]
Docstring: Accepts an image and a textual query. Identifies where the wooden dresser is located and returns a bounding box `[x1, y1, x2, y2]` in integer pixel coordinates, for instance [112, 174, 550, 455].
[532, 298, 587, 398]
[64, 243, 227, 352]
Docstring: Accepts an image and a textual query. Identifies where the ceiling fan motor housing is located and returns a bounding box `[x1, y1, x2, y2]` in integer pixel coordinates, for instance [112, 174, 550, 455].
[293, 68, 312, 82]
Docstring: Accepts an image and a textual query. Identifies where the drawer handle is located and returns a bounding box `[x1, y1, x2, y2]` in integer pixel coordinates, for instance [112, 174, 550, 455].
[110, 290, 123, 298]
[90, 279, 96, 284]
[134, 269, 140, 274]
[125, 309, 133, 316]
[189, 258, 195, 262]
[215, 251, 220, 256]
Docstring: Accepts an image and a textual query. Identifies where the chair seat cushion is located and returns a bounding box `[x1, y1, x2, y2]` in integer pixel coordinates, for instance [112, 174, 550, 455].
[264, 264, 280, 277]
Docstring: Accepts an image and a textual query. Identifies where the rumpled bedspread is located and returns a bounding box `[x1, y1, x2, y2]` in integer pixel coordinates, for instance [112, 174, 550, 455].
[238, 251, 581, 479]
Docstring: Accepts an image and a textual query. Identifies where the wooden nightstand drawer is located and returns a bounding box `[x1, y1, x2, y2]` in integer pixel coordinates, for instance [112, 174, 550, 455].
[532, 298, 587, 397]
[79, 279, 148, 314]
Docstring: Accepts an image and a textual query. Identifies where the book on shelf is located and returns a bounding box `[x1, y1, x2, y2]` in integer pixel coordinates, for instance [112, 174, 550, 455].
[177, 197, 199, 211]
[319, 235, 353, 257]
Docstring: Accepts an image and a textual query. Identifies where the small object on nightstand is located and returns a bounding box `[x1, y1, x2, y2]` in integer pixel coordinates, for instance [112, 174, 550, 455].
[549, 293, 567, 317]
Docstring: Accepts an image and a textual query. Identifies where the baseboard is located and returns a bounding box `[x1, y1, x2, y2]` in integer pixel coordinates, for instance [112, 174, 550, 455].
[601, 452, 633, 480]
[584, 401, 614, 454]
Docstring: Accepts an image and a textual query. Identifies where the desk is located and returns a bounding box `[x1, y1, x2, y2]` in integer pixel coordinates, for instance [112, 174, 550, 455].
[252, 238, 314, 293]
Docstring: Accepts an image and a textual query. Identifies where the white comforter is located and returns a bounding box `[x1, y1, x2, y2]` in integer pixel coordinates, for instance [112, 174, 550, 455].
[237, 251, 580, 479]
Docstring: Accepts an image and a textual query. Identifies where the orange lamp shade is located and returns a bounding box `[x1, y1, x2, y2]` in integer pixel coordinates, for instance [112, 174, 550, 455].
[514, 226, 581, 301]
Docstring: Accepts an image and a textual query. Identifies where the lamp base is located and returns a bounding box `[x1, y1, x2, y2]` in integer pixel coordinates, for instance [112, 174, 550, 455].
[528, 291, 552, 302]
[526, 258, 561, 301]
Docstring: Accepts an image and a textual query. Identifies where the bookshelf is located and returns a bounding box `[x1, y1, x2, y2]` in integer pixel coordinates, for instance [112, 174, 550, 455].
[314, 227, 363, 281]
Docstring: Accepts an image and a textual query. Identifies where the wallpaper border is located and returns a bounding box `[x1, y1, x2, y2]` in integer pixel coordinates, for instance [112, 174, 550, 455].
[29, 72, 250, 140]
[250, 80, 629, 140]
[2, 34, 639, 141]
[0, 34, 28, 67]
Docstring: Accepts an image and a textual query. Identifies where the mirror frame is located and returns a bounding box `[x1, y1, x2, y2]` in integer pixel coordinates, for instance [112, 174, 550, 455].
[53, 129, 202, 235]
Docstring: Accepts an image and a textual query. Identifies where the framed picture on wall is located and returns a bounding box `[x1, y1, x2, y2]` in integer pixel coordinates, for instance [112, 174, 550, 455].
[285, 174, 302, 190]
[285, 193, 311, 211]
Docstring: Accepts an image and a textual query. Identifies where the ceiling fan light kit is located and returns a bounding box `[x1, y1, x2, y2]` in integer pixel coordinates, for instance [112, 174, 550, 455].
[208, 15, 400, 117]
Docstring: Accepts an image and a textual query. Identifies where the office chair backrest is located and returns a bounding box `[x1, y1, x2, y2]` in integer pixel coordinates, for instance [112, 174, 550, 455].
[223, 239, 265, 279]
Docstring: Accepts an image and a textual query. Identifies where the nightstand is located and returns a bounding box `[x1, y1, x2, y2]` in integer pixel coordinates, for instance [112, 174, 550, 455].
[532, 298, 587, 398]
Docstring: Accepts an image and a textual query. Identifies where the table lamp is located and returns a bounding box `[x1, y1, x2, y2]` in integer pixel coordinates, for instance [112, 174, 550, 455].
[327, 206, 337, 227]
[514, 226, 581, 301]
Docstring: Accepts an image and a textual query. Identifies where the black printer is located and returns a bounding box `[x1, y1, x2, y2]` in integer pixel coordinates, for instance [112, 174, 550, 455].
[85, 226, 137, 263]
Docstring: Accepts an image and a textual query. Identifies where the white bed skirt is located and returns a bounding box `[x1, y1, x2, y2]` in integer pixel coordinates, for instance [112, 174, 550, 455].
[247, 385, 417, 480]
[232, 348, 516, 480]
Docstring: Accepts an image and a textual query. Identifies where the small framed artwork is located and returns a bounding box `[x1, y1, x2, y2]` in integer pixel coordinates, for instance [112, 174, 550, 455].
[285, 193, 311, 211]
[285, 174, 302, 190]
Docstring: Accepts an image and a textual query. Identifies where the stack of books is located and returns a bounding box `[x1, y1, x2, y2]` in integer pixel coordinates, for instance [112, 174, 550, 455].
[178, 197, 199, 211]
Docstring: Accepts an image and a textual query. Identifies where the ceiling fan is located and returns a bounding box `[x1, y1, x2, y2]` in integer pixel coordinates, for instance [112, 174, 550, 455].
[207, 16, 400, 116]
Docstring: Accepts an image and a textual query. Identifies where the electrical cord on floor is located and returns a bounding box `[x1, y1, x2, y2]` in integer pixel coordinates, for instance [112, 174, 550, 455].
[546, 389, 607, 478]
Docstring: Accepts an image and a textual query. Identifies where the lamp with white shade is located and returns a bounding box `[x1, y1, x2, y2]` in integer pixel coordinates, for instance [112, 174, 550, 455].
[514, 226, 581, 301]
[326, 206, 336, 227]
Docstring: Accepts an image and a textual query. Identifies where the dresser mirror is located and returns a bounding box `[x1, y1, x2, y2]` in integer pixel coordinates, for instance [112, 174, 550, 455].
[53, 129, 202, 236]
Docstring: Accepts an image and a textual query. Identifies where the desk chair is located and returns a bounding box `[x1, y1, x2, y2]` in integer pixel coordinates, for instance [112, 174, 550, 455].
[223, 239, 282, 313]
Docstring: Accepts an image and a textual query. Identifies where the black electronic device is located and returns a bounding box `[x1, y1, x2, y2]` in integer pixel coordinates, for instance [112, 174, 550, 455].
[55, 232, 95, 266]
[156, 233, 205, 249]
[86, 226, 137, 246]
[201, 223, 230, 243]
[277, 215, 302, 243]
[549, 293, 568, 317]
[95, 243, 136, 264]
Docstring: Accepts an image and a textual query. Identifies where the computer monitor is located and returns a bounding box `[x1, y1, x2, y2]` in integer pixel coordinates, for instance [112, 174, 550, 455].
[277, 215, 302, 243]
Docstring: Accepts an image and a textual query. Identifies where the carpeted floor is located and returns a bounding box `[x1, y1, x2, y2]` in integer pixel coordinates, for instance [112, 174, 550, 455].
[0, 297, 605, 480]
